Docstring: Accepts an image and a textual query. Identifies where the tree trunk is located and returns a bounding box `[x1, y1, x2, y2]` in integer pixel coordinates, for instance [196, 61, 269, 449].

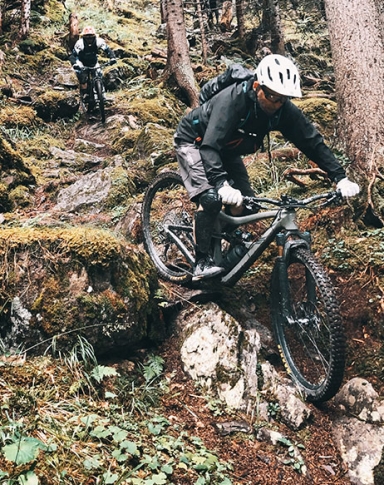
[219, 1, 233, 32]
[160, 0, 167, 23]
[68, 13, 79, 52]
[324, 0, 384, 224]
[196, 0, 208, 65]
[0, 0, 3, 35]
[268, 0, 285, 55]
[19, 0, 30, 40]
[163, 0, 199, 108]
[235, 0, 245, 40]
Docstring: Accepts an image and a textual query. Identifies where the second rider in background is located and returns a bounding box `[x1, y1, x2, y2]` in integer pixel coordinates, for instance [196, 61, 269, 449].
[69, 25, 116, 103]
[173, 54, 360, 281]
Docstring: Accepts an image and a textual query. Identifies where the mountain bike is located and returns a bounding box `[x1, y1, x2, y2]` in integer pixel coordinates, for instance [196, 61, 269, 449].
[80, 61, 113, 123]
[141, 170, 346, 403]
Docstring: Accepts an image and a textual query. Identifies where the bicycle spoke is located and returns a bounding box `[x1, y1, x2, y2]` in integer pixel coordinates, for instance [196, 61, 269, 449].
[271, 247, 345, 403]
[142, 172, 195, 284]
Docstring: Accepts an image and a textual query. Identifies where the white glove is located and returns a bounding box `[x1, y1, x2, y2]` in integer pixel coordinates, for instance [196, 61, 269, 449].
[218, 181, 243, 207]
[73, 61, 84, 70]
[336, 178, 360, 197]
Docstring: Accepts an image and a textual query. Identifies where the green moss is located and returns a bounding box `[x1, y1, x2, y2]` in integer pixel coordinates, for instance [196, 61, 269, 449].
[31, 276, 72, 330]
[104, 166, 136, 209]
[0, 225, 160, 351]
[0, 106, 39, 129]
[294, 97, 337, 137]
[111, 129, 141, 153]
[374, 448, 384, 485]
[215, 363, 242, 388]
[9, 185, 33, 208]
[0, 227, 124, 265]
[132, 123, 174, 160]
[0, 183, 11, 212]
[19, 37, 48, 54]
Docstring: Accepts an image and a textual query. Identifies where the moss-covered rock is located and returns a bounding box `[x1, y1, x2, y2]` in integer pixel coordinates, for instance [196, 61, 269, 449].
[34, 89, 79, 121]
[294, 97, 337, 138]
[0, 133, 36, 211]
[0, 105, 40, 129]
[0, 226, 164, 356]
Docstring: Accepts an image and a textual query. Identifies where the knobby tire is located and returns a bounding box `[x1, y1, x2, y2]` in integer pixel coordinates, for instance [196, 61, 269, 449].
[270, 247, 346, 402]
[142, 171, 195, 284]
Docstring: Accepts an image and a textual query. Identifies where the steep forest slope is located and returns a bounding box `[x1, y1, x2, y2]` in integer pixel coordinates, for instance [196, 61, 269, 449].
[0, 0, 383, 484]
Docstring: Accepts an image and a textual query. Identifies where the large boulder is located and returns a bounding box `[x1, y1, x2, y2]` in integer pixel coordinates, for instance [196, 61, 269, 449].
[0, 226, 163, 356]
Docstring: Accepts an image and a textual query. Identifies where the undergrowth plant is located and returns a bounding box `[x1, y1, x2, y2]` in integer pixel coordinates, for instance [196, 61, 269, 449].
[0, 338, 235, 484]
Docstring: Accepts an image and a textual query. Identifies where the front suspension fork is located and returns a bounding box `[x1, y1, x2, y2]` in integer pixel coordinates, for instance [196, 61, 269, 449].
[274, 231, 313, 321]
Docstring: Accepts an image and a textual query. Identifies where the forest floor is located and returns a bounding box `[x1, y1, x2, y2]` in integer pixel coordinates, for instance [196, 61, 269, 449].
[148, 270, 382, 484]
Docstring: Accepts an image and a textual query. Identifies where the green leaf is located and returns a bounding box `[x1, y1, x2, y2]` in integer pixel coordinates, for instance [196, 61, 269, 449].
[83, 455, 101, 470]
[3, 437, 44, 465]
[90, 425, 111, 439]
[105, 391, 117, 399]
[219, 478, 233, 485]
[18, 471, 39, 485]
[148, 423, 163, 435]
[160, 464, 173, 475]
[109, 427, 128, 443]
[111, 449, 128, 462]
[120, 440, 139, 456]
[195, 478, 207, 485]
[103, 470, 119, 484]
[91, 365, 119, 383]
[149, 472, 167, 484]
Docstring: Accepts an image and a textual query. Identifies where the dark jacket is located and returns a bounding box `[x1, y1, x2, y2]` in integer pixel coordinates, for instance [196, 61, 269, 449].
[69, 37, 115, 67]
[175, 79, 346, 188]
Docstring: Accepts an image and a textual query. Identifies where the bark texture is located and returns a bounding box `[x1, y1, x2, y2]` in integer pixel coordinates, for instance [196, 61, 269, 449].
[325, 0, 384, 223]
[164, 0, 199, 107]
[19, 0, 31, 39]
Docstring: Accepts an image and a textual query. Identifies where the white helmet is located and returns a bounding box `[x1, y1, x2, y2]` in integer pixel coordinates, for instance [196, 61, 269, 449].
[256, 54, 302, 98]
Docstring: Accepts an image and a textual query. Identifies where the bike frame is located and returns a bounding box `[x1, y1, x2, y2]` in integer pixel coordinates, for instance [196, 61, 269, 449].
[83, 65, 103, 101]
[164, 206, 311, 286]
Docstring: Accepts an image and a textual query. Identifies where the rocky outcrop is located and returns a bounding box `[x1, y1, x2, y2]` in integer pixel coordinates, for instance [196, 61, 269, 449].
[0, 226, 164, 356]
[333, 378, 384, 485]
[175, 300, 384, 485]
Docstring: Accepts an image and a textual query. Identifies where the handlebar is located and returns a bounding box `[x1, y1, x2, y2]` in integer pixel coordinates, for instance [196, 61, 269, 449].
[243, 190, 343, 211]
[82, 60, 116, 71]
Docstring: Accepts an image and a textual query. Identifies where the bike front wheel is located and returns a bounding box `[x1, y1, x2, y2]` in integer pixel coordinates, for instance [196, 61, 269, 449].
[95, 78, 105, 123]
[270, 247, 346, 403]
[141, 171, 195, 284]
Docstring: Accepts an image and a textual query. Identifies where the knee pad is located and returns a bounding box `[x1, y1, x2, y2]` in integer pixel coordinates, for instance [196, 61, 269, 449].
[199, 188, 221, 215]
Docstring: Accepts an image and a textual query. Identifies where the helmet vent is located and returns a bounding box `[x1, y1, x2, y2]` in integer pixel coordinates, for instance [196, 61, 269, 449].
[255, 54, 302, 98]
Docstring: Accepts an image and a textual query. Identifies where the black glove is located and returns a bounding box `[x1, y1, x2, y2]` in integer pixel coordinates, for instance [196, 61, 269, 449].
[73, 61, 84, 72]
[110, 58, 117, 65]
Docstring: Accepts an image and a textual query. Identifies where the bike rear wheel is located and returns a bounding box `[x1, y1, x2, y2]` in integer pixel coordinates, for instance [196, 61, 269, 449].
[270, 247, 346, 402]
[95, 78, 105, 123]
[141, 171, 195, 284]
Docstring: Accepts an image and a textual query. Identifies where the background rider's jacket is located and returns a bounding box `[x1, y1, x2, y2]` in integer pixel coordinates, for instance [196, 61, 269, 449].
[175, 79, 347, 189]
[69, 37, 114, 67]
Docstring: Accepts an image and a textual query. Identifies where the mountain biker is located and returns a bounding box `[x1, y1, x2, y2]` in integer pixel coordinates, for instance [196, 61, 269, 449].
[69, 25, 116, 102]
[173, 54, 360, 281]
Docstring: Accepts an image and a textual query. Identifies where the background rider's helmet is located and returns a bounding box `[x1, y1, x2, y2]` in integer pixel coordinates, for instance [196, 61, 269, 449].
[255, 54, 302, 98]
[81, 26, 97, 46]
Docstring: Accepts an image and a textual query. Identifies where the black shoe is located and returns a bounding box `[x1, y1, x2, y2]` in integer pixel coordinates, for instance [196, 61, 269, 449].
[192, 256, 224, 281]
